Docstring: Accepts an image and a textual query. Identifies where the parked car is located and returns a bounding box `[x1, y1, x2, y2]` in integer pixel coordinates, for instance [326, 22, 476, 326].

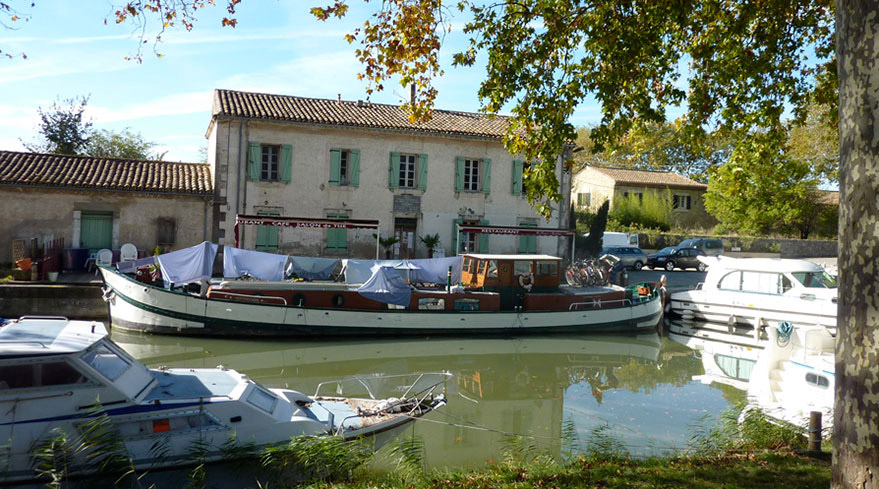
[677, 238, 725, 256]
[601, 246, 648, 270]
[647, 246, 708, 271]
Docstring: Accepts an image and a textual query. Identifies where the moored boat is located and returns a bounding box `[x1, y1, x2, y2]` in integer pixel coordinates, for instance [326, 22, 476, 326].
[0, 317, 447, 484]
[669, 256, 837, 335]
[99, 243, 663, 337]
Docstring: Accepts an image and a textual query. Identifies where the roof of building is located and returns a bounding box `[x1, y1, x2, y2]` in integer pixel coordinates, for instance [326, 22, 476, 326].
[589, 166, 707, 190]
[212, 89, 512, 140]
[818, 190, 839, 206]
[0, 150, 213, 195]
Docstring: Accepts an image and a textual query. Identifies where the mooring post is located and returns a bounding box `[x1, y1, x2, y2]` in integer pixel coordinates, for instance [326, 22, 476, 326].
[808, 411, 822, 452]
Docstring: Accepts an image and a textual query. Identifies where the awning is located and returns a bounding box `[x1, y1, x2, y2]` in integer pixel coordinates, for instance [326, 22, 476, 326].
[457, 224, 576, 236]
[234, 214, 382, 258]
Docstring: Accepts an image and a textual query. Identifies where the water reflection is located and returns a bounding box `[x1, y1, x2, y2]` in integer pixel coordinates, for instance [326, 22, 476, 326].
[111, 328, 736, 467]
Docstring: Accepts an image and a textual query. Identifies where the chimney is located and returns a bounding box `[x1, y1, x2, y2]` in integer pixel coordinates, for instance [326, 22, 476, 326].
[410, 84, 415, 105]
[337, 93, 341, 103]
[357, 100, 364, 108]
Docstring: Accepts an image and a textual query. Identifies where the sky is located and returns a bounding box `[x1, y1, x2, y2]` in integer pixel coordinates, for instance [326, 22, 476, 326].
[0, 1, 609, 163]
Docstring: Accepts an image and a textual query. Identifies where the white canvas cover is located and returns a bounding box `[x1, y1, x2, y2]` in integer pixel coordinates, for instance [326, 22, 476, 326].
[343, 257, 463, 285]
[357, 266, 412, 307]
[116, 255, 157, 274]
[156, 241, 218, 287]
[223, 247, 288, 282]
[288, 256, 339, 280]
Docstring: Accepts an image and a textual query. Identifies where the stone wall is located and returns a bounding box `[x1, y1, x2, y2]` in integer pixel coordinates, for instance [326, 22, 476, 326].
[637, 232, 837, 258]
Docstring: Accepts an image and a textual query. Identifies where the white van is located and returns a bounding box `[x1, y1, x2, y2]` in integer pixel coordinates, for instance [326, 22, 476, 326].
[584, 231, 639, 248]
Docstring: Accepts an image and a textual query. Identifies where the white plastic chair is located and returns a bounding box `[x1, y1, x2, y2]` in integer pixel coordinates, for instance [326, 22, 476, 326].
[94, 248, 113, 275]
[120, 243, 138, 262]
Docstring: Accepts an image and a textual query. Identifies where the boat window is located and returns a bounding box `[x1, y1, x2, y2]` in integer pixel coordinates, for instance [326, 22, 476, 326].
[781, 274, 794, 293]
[741, 272, 784, 294]
[0, 361, 87, 390]
[513, 261, 531, 276]
[418, 297, 445, 310]
[247, 386, 278, 413]
[477, 260, 487, 275]
[714, 354, 756, 381]
[454, 298, 480, 311]
[486, 260, 498, 278]
[537, 261, 558, 277]
[792, 271, 838, 289]
[718, 271, 741, 291]
[83, 345, 131, 381]
[805, 372, 830, 389]
[115, 413, 222, 438]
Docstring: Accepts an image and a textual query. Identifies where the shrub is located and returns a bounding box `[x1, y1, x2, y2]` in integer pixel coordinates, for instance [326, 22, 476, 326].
[609, 191, 673, 231]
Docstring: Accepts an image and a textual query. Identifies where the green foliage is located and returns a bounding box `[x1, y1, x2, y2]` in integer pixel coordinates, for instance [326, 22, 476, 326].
[86, 128, 166, 161]
[609, 191, 673, 231]
[582, 201, 609, 258]
[387, 435, 425, 482]
[704, 134, 823, 238]
[418, 233, 441, 252]
[21, 95, 93, 155]
[260, 435, 371, 485]
[688, 404, 807, 457]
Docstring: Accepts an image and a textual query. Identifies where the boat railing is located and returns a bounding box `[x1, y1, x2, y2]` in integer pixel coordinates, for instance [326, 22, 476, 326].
[801, 327, 835, 360]
[569, 298, 631, 310]
[312, 372, 452, 400]
[212, 291, 288, 306]
[0, 340, 49, 349]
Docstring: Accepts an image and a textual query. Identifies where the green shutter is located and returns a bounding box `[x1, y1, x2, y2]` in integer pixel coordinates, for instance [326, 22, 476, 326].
[512, 160, 523, 194]
[451, 218, 463, 255]
[454, 157, 465, 192]
[349, 149, 360, 187]
[389, 152, 400, 188]
[247, 142, 261, 181]
[417, 153, 428, 190]
[478, 219, 489, 253]
[327, 213, 348, 253]
[280, 144, 293, 183]
[256, 211, 279, 251]
[482, 158, 492, 194]
[329, 149, 342, 186]
[519, 222, 537, 254]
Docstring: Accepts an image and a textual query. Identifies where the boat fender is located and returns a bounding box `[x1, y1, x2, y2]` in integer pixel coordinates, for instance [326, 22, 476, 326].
[332, 294, 345, 308]
[293, 293, 306, 307]
[101, 286, 115, 303]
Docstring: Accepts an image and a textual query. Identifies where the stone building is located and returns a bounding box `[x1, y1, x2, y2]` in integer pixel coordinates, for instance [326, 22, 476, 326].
[572, 166, 714, 228]
[206, 89, 572, 258]
[0, 150, 213, 264]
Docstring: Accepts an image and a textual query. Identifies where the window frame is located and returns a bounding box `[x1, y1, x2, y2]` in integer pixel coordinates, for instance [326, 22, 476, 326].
[398, 153, 418, 189]
[339, 149, 350, 186]
[463, 158, 482, 192]
[260, 144, 281, 182]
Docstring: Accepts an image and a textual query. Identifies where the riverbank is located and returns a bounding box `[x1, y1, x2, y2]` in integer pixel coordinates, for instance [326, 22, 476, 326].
[331, 452, 830, 489]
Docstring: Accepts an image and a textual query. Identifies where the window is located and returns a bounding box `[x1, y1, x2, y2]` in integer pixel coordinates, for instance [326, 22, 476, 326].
[256, 210, 280, 252]
[513, 261, 531, 276]
[718, 271, 741, 291]
[456, 156, 491, 193]
[261, 145, 280, 182]
[486, 260, 498, 278]
[463, 159, 481, 191]
[247, 386, 278, 413]
[454, 298, 480, 311]
[521, 161, 530, 196]
[330, 149, 360, 187]
[577, 192, 591, 207]
[83, 345, 130, 381]
[0, 361, 87, 390]
[673, 194, 692, 210]
[156, 217, 176, 248]
[418, 298, 445, 310]
[326, 213, 348, 254]
[399, 153, 417, 188]
[537, 261, 558, 277]
[339, 150, 349, 185]
[453, 218, 487, 254]
[805, 372, 830, 389]
[741, 272, 784, 294]
[623, 191, 643, 203]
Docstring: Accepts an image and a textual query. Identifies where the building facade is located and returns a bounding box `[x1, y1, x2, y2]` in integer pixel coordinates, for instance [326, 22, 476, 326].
[207, 89, 572, 259]
[572, 166, 714, 228]
[0, 151, 213, 264]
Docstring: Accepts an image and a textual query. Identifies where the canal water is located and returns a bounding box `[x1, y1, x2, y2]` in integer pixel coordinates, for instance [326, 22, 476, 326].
[110, 320, 746, 469]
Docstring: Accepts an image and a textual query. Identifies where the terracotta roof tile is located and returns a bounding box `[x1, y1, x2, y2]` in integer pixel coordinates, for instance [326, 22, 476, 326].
[590, 166, 707, 190]
[0, 150, 213, 195]
[212, 89, 512, 139]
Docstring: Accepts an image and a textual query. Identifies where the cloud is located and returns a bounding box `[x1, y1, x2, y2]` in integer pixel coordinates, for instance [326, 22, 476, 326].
[86, 91, 214, 123]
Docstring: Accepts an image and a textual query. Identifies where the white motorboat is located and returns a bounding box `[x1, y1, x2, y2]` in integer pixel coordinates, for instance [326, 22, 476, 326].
[0, 317, 447, 484]
[669, 256, 837, 334]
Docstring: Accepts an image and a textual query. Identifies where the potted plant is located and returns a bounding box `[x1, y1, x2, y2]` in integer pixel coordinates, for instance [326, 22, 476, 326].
[419, 233, 441, 258]
[373, 234, 401, 259]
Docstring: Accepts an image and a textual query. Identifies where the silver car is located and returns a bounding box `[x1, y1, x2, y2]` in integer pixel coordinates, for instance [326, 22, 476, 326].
[601, 246, 648, 270]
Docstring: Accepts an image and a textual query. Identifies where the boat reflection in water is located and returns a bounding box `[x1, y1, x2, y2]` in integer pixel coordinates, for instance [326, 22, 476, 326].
[113, 330, 724, 466]
[667, 319, 834, 435]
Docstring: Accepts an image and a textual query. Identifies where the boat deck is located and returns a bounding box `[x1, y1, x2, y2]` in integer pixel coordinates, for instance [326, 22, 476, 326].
[144, 369, 242, 401]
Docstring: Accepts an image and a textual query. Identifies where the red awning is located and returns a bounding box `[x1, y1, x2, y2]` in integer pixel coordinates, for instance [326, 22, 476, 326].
[235, 214, 380, 230]
[457, 225, 576, 237]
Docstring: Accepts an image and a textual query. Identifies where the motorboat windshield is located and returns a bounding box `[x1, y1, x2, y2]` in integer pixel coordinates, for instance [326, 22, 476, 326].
[791, 271, 837, 289]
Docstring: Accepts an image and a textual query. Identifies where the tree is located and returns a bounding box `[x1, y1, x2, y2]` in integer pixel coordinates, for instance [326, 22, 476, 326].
[582, 200, 608, 259]
[86, 129, 166, 161]
[21, 96, 92, 155]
